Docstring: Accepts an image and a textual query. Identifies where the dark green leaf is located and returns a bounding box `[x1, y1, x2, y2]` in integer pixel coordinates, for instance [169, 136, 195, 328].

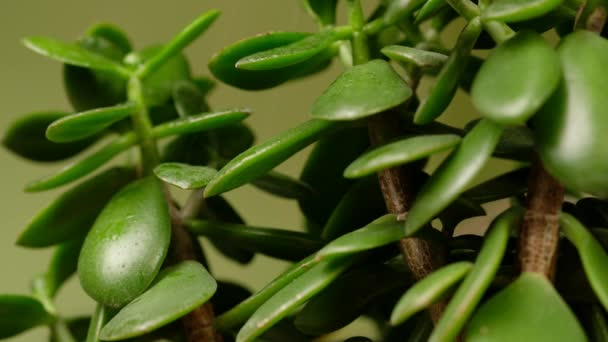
[483, 0, 563, 22]
[466, 272, 586, 342]
[405, 119, 503, 235]
[101, 261, 217, 340]
[312, 59, 412, 121]
[172, 81, 205, 117]
[590, 304, 608, 342]
[385, 0, 428, 24]
[204, 119, 340, 197]
[493, 125, 534, 161]
[302, 0, 338, 25]
[78, 177, 171, 308]
[86, 23, 132, 54]
[3, 111, 97, 162]
[416, 0, 448, 23]
[463, 167, 529, 203]
[0, 295, 52, 339]
[46, 102, 136, 142]
[44, 238, 85, 298]
[251, 171, 315, 200]
[214, 122, 256, 160]
[152, 109, 251, 139]
[344, 134, 461, 179]
[154, 163, 217, 189]
[472, 31, 560, 125]
[381, 45, 448, 69]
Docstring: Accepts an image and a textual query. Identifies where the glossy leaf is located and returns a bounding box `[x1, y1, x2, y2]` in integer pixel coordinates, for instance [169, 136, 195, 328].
[430, 207, 524, 342]
[78, 177, 171, 308]
[414, 17, 482, 125]
[46, 102, 136, 142]
[385, 0, 428, 24]
[381, 45, 448, 69]
[236, 255, 357, 342]
[302, 0, 338, 25]
[186, 220, 323, 261]
[23, 36, 130, 76]
[101, 261, 217, 340]
[560, 213, 608, 311]
[152, 109, 251, 139]
[534, 30, 608, 197]
[204, 119, 339, 197]
[390, 262, 472, 326]
[472, 31, 560, 125]
[312, 59, 412, 121]
[344, 134, 461, 178]
[416, 0, 448, 23]
[466, 272, 586, 342]
[404, 119, 503, 235]
[3, 111, 97, 162]
[153, 162, 217, 189]
[25, 133, 137, 192]
[0, 295, 52, 339]
[251, 171, 315, 200]
[463, 167, 529, 203]
[483, 0, 563, 22]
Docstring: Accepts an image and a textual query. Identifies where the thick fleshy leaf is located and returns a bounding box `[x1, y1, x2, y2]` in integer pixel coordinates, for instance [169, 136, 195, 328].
[153, 162, 217, 189]
[466, 272, 586, 342]
[302, 0, 338, 25]
[381, 46, 448, 69]
[404, 119, 503, 235]
[43, 238, 85, 298]
[312, 59, 412, 121]
[390, 262, 472, 326]
[172, 81, 205, 117]
[344, 134, 461, 179]
[3, 111, 97, 162]
[100, 261, 217, 340]
[472, 31, 560, 125]
[416, 0, 448, 23]
[24, 133, 137, 192]
[0, 295, 52, 339]
[560, 213, 608, 311]
[236, 255, 358, 342]
[204, 119, 340, 197]
[152, 109, 251, 138]
[87, 23, 132, 54]
[251, 171, 315, 200]
[236, 30, 339, 70]
[186, 220, 323, 261]
[483, 0, 563, 22]
[414, 17, 482, 125]
[384, 0, 428, 24]
[463, 167, 529, 203]
[78, 177, 171, 308]
[430, 207, 524, 342]
[534, 30, 608, 197]
[23, 36, 131, 76]
[493, 125, 534, 161]
[46, 102, 136, 142]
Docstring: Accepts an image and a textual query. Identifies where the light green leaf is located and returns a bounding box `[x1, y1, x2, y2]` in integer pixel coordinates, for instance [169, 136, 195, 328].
[154, 162, 217, 189]
[416, 0, 448, 23]
[152, 108, 251, 138]
[0, 295, 52, 339]
[381, 45, 448, 69]
[483, 0, 563, 22]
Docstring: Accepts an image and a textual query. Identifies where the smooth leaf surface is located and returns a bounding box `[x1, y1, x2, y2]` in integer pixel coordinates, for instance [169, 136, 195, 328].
[405, 119, 503, 235]
[101, 261, 217, 340]
[344, 134, 461, 178]
[385, 0, 428, 24]
[173, 80, 205, 117]
[44, 238, 85, 298]
[87, 23, 132, 54]
[0, 295, 51, 339]
[391, 262, 473, 325]
[153, 162, 217, 189]
[312, 59, 412, 121]
[416, 0, 448, 23]
[493, 125, 534, 161]
[78, 177, 171, 308]
[251, 171, 315, 200]
[46, 102, 136, 142]
[204, 119, 339, 197]
[381, 45, 448, 69]
[302, 0, 338, 25]
[466, 272, 586, 342]
[483, 0, 563, 22]
[472, 31, 560, 125]
[152, 109, 251, 139]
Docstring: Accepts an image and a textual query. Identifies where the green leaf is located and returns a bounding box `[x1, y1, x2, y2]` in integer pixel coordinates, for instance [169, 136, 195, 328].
[50, 316, 90, 342]
[472, 31, 560, 125]
[172, 81, 205, 117]
[493, 125, 534, 161]
[416, 0, 448, 23]
[302, 0, 338, 25]
[24, 133, 137, 192]
[560, 213, 608, 312]
[78, 177, 171, 308]
[251, 171, 315, 200]
[316, 215, 401, 259]
[466, 272, 586, 342]
[405, 119, 502, 235]
[186, 220, 323, 261]
[311, 59, 412, 121]
[385, 0, 428, 24]
[42, 238, 85, 299]
[414, 17, 482, 125]
[236, 30, 339, 70]
[153, 162, 217, 189]
[86, 23, 133, 54]
[84, 304, 113, 342]
[23, 36, 131, 76]
[430, 207, 524, 342]
[100, 261, 217, 340]
[214, 122, 256, 160]
[46, 102, 136, 142]
[534, 30, 608, 197]
[3, 111, 97, 162]
[152, 109, 251, 139]
[390, 262, 473, 326]
[236, 255, 358, 342]
[204, 119, 340, 197]
[344, 134, 461, 179]
[0, 295, 52, 339]
[483, 0, 563, 22]
[381, 45, 448, 69]
[463, 167, 529, 203]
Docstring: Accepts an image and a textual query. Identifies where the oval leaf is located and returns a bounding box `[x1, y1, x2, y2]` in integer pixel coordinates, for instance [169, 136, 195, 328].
[381, 45, 448, 69]
[86, 23, 133, 54]
[78, 177, 171, 308]
[100, 261, 217, 340]
[154, 162, 217, 189]
[472, 31, 560, 125]
[312, 59, 412, 121]
[152, 109, 251, 139]
[0, 295, 52, 339]
[251, 171, 315, 200]
[483, 0, 563, 22]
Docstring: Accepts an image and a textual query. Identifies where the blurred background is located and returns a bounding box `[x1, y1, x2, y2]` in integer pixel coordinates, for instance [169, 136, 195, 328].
[0, 1, 514, 341]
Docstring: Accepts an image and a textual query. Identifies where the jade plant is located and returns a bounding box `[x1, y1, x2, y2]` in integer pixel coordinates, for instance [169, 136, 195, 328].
[3, 0, 608, 341]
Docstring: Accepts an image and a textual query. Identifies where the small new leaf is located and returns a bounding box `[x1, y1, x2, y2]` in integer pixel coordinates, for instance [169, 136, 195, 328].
[154, 162, 217, 189]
